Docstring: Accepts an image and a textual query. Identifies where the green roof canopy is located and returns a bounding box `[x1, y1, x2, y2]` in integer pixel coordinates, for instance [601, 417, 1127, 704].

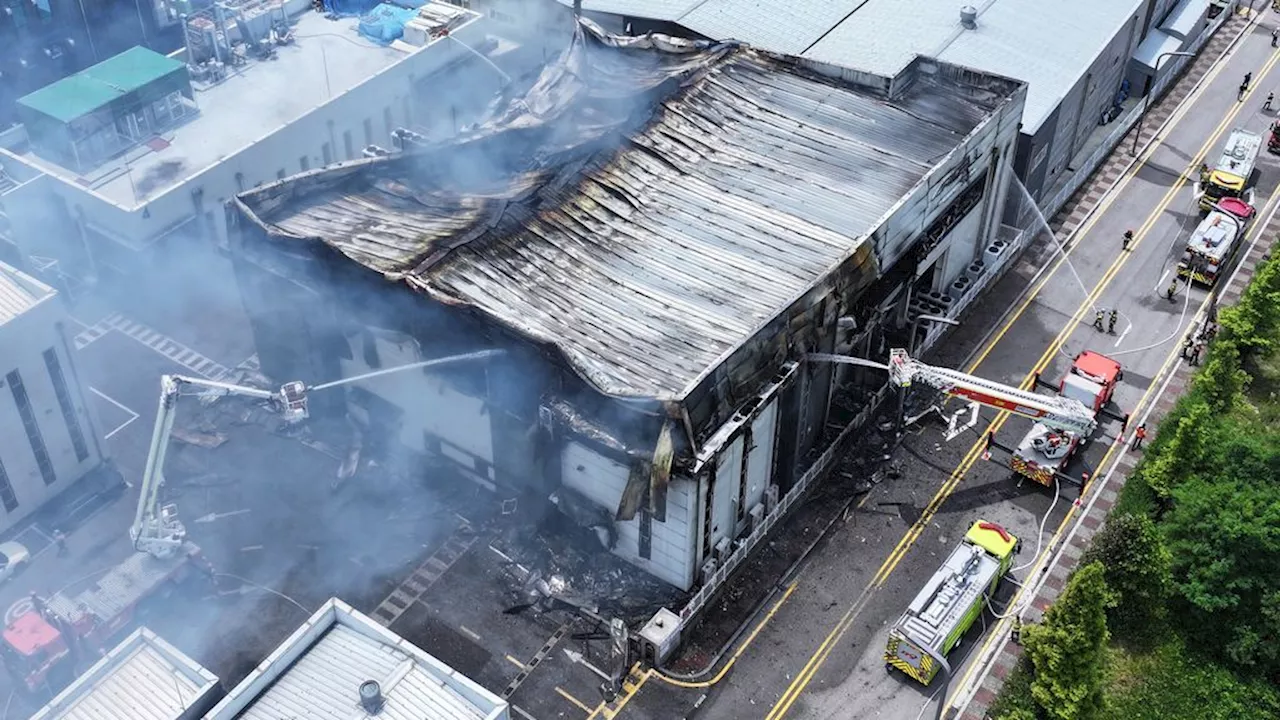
[17, 47, 185, 123]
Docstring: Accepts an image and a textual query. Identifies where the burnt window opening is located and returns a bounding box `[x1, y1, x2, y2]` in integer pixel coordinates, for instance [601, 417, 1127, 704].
[0, 458, 17, 512]
[362, 331, 381, 369]
[423, 433, 442, 457]
[7, 370, 56, 486]
[639, 505, 652, 559]
[437, 365, 486, 399]
[326, 331, 353, 361]
[43, 348, 89, 462]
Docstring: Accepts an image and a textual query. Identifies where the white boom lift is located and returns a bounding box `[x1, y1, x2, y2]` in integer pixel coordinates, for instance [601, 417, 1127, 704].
[131, 349, 503, 559]
[885, 348, 1098, 436]
[808, 349, 1098, 437]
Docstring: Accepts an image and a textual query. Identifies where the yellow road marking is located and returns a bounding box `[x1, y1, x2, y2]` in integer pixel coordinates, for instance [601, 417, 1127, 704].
[587, 663, 651, 720]
[651, 581, 800, 689]
[944, 176, 1280, 711]
[556, 687, 594, 714]
[506, 654, 529, 671]
[766, 39, 1280, 720]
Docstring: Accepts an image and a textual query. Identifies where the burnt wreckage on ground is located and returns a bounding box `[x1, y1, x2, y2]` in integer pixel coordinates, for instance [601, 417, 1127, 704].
[227, 20, 1025, 618]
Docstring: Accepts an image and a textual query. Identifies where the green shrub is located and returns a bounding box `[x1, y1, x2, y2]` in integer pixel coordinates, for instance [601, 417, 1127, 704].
[1162, 475, 1280, 676]
[1022, 562, 1113, 720]
[1105, 639, 1280, 720]
[1080, 514, 1170, 645]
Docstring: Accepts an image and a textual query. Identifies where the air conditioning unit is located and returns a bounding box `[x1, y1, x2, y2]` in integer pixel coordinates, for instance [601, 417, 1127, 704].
[765, 484, 780, 513]
[701, 557, 718, 583]
[714, 537, 731, 563]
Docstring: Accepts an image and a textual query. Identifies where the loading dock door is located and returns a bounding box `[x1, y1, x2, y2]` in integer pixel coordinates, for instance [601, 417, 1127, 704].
[743, 399, 778, 516]
[710, 436, 744, 552]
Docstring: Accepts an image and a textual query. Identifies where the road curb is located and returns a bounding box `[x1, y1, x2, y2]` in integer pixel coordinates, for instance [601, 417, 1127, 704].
[953, 157, 1280, 720]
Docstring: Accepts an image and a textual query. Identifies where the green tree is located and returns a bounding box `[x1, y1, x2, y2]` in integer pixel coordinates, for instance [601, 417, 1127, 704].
[1137, 401, 1213, 501]
[1022, 562, 1113, 720]
[1190, 342, 1246, 413]
[1080, 514, 1171, 644]
[1163, 476, 1280, 675]
[1218, 257, 1280, 358]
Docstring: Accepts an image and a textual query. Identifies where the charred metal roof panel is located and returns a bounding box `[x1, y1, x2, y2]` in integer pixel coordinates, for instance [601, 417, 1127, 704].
[206, 598, 508, 720]
[238, 22, 1015, 401]
[30, 627, 219, 720]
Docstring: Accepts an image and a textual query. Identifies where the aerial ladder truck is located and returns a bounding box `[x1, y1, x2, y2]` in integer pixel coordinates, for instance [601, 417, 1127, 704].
[1, 351, 500, 696]
[886, 348, 1127, 487]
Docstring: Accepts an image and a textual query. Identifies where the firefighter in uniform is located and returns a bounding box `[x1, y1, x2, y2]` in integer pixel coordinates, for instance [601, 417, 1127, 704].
[1108, 309, 1118, 334]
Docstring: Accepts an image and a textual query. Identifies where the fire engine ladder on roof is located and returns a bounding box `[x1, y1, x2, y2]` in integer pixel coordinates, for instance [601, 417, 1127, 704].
[888, 349, 1097, 436]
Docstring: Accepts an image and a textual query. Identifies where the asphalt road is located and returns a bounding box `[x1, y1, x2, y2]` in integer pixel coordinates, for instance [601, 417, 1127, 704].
[612, 17, 1280, 720]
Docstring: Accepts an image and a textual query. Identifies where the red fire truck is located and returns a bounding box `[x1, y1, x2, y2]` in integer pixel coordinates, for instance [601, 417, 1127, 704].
[0, 544, 211, 693]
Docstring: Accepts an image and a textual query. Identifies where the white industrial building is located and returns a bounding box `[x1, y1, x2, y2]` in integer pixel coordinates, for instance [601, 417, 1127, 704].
[227, 20, 1026, 596]
[0, 0, 495, 286]
[29, 627, 222, 720]
[566, 0, 1223, 210]
[0, 261, 109, 534]
[205, 597, 510, 720]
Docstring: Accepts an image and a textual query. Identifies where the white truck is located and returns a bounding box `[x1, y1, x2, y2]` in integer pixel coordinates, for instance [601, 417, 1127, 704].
[1179, 197, 1255, 287]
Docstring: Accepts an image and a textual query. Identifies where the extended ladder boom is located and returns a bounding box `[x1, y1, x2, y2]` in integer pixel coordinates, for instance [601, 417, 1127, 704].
[131, 374, 307, 559]
[130, 350, 506, 559]
[888, 349, 1097, 435]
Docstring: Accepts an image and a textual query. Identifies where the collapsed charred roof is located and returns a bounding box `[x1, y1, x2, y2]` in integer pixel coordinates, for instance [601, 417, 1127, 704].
[231, 19, 1023, 442]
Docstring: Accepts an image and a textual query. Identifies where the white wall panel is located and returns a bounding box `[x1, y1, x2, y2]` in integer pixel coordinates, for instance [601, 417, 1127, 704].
[562, 442, 697, 589]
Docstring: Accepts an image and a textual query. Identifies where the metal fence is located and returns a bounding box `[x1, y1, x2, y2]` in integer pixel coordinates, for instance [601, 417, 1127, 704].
[1038, 8, 1229, 220]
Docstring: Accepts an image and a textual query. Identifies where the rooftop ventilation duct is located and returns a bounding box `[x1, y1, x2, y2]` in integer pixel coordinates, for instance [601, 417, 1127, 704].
[358, 680, 385, 715]
[960, 5, 978, 29]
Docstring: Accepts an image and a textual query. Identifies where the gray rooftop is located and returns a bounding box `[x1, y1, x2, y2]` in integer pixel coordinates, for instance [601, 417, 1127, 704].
[205, 598, 508, 720]
[29, 627, 219, 720]
[235, 21, 1019, 401]
[13, 11, 432, 209]
[0, 260, 55, 325]
[567, 0, 1144, 133]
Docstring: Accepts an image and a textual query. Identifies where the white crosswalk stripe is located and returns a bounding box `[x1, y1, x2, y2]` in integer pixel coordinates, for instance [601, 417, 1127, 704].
[86, 314, 233, 380]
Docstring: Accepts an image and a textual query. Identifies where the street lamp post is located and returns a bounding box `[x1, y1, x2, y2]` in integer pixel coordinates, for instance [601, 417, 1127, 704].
[1131, 51, 1196, 156]
[896, 313, 961, 438]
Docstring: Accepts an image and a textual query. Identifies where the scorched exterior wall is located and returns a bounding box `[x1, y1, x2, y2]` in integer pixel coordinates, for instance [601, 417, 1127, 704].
[227, 36, 1026, 593]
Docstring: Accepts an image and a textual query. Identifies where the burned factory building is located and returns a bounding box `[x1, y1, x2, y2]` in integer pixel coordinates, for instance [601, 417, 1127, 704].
[226, 21, 1026, 595]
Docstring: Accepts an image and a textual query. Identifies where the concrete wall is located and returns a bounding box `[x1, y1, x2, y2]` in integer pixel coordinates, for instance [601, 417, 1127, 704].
[336, 331, 499, 488]
[1024, 6, 1147, 201]
[0, 12, 490, 267]
[562, 441, 698, 589]
[0, 288, 107, 533]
